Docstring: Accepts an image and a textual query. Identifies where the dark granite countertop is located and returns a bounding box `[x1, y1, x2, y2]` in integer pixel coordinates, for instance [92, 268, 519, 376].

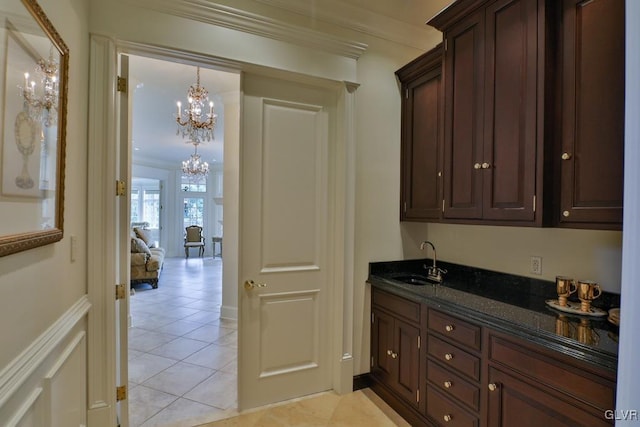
[368, 259, 620, 372]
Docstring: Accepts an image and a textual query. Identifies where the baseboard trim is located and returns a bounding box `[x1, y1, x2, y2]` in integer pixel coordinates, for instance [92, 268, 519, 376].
[352, 373, 372, 391]
[220, 305, 238, 321]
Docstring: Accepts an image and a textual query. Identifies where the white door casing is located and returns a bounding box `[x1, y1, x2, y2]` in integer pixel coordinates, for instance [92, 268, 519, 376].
[239, 73, 335, 409]
[115, 54, 131, 426]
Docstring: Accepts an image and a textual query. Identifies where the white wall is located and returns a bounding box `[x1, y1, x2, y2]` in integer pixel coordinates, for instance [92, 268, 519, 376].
[615, 0, 640, 422]
[0, 0, 90, 424]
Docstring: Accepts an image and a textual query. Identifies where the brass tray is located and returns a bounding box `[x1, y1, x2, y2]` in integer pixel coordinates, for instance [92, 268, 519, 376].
[545, 299, 607, 317]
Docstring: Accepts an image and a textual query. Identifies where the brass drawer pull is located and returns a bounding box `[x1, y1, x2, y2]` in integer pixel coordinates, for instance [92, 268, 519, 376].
[445, 324, 455, 332]
[444, 380, 452, 388]
[443, 414, 452, 422]
[444, 353, 453, 361]
[488, 383, 498, 392]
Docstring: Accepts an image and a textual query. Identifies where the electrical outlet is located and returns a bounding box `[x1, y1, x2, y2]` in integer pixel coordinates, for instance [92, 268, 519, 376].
[530, 256, 542, 275]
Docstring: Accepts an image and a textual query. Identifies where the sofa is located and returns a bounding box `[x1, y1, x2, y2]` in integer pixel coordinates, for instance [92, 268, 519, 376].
[130, 226, 165, 289]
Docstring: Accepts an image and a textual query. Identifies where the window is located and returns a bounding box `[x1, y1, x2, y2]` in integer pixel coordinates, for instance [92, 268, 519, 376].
[181, 175, 207, 192]
[130, 178, 162, 244]
[183, 197, 205, 228]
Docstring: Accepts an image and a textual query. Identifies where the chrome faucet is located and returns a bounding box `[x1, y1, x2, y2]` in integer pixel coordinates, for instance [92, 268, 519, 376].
[420, 241, 446, 283]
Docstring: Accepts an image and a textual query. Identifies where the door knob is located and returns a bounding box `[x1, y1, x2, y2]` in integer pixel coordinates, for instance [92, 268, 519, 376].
[488, 383, 498, 392]
[244, 280, 267, 290]
[561, 152, 572, 160]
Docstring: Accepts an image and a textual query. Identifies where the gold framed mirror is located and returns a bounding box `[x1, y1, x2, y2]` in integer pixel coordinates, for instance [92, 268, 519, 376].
[0, 0, 68, 257]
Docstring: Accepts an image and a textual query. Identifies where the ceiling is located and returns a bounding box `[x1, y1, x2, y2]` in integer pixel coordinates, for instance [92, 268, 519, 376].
[129, 0, 452, 169]
[130, 55, 239, 168]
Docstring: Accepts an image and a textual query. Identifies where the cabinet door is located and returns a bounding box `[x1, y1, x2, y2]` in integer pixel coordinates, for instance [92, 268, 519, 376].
[559, 0, 624, 227]
[487, 367, 612, 427]
[393, 319, 421, 406]
[401, 68, 442, 221]
[443, 11, 485, 219]
[371, 308, 395, 385]
[482, 0, 538, 221]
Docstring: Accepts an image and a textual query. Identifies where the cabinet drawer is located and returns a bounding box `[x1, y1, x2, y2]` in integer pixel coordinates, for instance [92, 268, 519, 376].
[426, 385, 479, 427]
[372, 288, 421, 324]
[428, 335, 480, 381]
[489, 333, 615, 410]
[428, 309, 481, 350]
[427, 360, 480, 411]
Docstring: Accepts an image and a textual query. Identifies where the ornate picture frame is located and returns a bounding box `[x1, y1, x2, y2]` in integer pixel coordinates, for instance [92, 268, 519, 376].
[0, 0, 68, 257]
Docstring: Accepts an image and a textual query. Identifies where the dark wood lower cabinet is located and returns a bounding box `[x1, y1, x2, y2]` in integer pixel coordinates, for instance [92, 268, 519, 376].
[369, 286, 616, 427]
[371, 289, 423, 422]
[487, 367, 612, 427]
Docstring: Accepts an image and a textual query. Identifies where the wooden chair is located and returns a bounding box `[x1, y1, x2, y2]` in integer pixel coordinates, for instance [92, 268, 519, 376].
[184, 225, 205, 258]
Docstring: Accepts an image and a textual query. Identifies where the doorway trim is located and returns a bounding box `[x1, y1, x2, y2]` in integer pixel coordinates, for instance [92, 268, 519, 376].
[86, 35, 357, 422]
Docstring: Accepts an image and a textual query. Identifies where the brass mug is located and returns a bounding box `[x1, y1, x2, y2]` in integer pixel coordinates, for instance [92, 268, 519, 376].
[556, 276, 577, 307]
[577, 280, 602, 312]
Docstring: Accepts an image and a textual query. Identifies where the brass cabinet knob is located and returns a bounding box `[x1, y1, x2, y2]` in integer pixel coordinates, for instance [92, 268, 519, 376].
[387, 350, 392, 356]
[443, 414, 452, 422]
[391, 352, 397, 359]
[562, 152, 572, 160]
[473, 163, 482, 169]
[444, 381, 452, 389]
[563, 210, 570, 217]
[481, 162, 491, 169]
[445, 324, 455, 332]
[488, 383, 498, 392]
[444, 353, 453, 361]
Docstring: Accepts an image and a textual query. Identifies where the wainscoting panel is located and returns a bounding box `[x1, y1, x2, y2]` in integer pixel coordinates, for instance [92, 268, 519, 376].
[0, 296, 90, 427]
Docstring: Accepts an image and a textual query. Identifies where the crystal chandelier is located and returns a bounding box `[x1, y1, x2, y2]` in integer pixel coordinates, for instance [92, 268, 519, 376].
[175, 67, 217, 144]
[181, 144, 209, 181]
[20, 49, 59, 127]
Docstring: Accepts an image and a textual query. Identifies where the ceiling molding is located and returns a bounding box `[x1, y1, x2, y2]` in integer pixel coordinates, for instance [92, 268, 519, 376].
[128, 0, 368, 59]
[255, 0, 438, 51]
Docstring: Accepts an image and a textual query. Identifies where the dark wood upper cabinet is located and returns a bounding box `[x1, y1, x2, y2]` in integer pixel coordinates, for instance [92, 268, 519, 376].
[433, 0, 550, 225]
[442, 10, 485, 220]
[396, 45, 443, 221]
[558, 0, 625, 229]
[397, 0, 625, 228]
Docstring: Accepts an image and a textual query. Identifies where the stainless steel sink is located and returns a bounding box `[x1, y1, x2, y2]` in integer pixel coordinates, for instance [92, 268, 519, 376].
[390, 274, 434, 286]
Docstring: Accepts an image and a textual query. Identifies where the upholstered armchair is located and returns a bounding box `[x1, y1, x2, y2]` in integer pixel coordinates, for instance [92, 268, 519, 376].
[184, 225, 205, 258]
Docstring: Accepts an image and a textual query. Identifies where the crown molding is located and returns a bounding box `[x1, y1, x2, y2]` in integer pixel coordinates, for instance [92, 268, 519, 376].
[127, 0, 368, 59]
[255, 0, 438, 51]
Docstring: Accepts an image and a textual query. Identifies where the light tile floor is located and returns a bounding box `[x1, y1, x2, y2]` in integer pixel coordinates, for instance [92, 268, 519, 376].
[129, 257, 407, 427]
[129, 257, 238, 427]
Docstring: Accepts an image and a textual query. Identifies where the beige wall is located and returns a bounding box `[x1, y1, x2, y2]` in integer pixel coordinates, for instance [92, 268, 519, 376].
[0, 0, 89, 370]
[402, 223, 622, 292]
[0, 0, 90, 424]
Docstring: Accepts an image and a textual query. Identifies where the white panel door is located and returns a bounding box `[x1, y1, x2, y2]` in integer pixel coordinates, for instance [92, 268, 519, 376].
[239, 73, 334, 409]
